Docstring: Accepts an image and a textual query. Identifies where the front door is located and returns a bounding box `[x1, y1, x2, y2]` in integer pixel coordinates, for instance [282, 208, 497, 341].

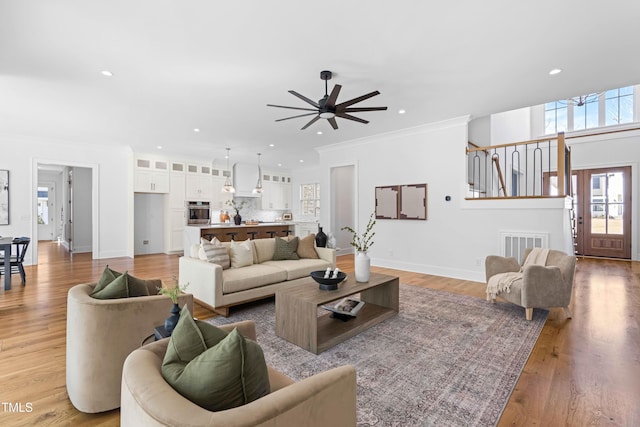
[575, 167, 631, 259]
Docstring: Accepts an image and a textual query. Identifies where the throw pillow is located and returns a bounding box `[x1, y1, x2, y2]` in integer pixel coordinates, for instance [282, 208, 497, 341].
[273, 236, 300, 260]
[127, 273, 151, 297]
[92, 265, 119, 295]
[91, 265, 151, 297]
[296, 233, 319, 259]
[91, 273, 129, 299]
[230, 239, 254, 268]
[162, 306, 270, 411]
[199, 237, 230, 269]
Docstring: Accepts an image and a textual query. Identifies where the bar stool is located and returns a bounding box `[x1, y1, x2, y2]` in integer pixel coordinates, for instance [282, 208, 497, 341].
[247, 231, 258, 240]
[202, 233, 218, 241]
[282, 229, 293, 236]
[266, 231, 277, 238]
[226, 232, 238, 241]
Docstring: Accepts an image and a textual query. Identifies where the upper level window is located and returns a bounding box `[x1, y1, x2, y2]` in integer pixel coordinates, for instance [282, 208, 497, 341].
[545, 86, 635, 134]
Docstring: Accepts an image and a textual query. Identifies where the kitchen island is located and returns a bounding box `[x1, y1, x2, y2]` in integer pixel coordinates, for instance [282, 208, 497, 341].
[184, 222, 294, 249]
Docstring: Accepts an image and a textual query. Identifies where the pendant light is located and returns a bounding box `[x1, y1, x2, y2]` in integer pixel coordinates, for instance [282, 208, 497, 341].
[253, 153, 263, 194]
[221, 147, 235, 193]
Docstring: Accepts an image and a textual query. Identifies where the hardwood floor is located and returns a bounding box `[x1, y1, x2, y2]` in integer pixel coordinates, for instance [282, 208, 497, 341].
[0, 242, 638, 426]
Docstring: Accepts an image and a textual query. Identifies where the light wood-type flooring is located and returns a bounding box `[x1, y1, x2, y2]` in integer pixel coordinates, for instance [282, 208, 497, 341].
[0, 242, 638, 426]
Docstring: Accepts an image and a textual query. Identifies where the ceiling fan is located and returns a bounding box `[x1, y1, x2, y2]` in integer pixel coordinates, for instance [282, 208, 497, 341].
[267, 70, 387, 130]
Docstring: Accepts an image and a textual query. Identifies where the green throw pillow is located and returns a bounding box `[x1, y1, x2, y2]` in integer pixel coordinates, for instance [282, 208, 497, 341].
[91, 273, 129, 299]
[127, 274, 151, 297]
[91, 265, 150, 297]
[162, 306, 270, 411]
[92, 265, 119, 294]
[272, 236, 300, 260]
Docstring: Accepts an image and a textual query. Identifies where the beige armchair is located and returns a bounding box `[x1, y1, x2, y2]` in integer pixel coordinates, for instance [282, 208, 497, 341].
[485, 248, 576, 320]
[121, 320, 357, 427]
[66, 282, 193, 413]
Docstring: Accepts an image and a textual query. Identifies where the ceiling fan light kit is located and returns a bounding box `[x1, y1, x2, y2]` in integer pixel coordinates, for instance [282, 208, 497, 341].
[267, 70, 387, 130]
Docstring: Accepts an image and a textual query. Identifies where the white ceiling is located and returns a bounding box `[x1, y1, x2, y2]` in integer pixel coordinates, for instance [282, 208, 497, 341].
[2, 1, 639, 169]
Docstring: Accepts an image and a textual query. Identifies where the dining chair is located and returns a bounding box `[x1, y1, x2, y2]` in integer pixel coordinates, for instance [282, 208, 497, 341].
[0, 237, 31, 285]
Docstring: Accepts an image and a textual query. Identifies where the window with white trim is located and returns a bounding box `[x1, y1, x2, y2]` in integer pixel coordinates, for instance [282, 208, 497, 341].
[544, 85, 635, 134]
[300, 183, 320, 217]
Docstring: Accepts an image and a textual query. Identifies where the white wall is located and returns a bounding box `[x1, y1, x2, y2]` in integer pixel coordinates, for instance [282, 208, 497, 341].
[134, 193, 165, 254]
[491, 107, 531, 145]
[0, 136, 132, 265]
[72, 167, 92, 253]
[317, 117, 570, 282]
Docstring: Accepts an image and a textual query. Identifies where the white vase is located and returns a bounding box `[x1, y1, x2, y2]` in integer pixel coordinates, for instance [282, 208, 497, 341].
[355, 251, 371, 282]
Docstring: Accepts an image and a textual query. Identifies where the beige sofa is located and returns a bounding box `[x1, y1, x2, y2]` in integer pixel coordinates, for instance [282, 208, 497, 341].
[121, 319, 357, 426]
[179, 237, 335, 316]
[66, 282, 194, 413]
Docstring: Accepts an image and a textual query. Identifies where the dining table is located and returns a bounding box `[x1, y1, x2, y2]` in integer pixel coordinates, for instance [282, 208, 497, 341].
[0, 236, 13, 291]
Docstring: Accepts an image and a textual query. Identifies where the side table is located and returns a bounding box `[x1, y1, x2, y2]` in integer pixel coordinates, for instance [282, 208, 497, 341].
[153, 325, 171, 340]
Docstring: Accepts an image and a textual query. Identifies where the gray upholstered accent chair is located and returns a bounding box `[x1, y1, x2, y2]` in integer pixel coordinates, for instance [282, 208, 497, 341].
[485, 248, 576, 320]
[120, 320, 357, 426]
[66, 282, 194, 413]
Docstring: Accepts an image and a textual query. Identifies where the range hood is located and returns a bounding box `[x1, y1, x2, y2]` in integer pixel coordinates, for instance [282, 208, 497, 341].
[232, 162, 261, 197]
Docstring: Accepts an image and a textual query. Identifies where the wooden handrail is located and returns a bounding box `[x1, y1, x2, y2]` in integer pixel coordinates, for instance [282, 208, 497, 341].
[466, 133, 563, 153]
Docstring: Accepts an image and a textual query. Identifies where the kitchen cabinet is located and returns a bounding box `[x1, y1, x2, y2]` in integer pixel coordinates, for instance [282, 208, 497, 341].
[211, 167, 233, 211]
[185, 163, 213, 201]
[134, 156, 170, 193]
[261, 172, 292, 210]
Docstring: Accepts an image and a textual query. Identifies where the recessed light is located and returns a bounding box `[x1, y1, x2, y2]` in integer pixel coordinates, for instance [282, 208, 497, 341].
[398, 109, 406, 114]
[101, 70, 113, 77]
[269, 143, 275, 147]
[317, 131, 323, 135]
[277, 163, 282, 167]
[549, 68, 562, 75]
[193, 128, 200, 132]
[299, 159, 304, 163]
[156, 145, 163, 150]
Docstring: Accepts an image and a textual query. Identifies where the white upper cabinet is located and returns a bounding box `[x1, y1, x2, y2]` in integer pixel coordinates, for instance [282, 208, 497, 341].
[134, 156, 170, 193]
[185, 162, 213, 201]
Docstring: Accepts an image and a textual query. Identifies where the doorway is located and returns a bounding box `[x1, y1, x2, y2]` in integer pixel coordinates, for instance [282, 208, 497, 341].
[574, 166, 632, 259]
[37, 183, 56, 241]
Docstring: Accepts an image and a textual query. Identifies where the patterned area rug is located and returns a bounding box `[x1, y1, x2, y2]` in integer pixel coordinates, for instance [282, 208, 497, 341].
[207, 284, 547, 426]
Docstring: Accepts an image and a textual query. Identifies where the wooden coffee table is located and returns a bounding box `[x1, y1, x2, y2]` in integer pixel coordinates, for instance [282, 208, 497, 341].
[275, 272, 399, 354]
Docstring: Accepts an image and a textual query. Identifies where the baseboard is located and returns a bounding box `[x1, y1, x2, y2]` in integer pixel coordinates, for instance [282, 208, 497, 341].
[372, 257, 485, 283]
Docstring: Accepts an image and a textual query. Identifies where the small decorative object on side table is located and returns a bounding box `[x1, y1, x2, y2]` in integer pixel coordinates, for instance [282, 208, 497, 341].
[153, 325, 172, 340]
[157, 277, 189, 334]
[315, 225, 327, 247]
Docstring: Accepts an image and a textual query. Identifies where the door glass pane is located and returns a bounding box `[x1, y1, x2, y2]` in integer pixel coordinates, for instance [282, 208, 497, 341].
[606, 172, 625, 235]
[590, 173, 606, 234]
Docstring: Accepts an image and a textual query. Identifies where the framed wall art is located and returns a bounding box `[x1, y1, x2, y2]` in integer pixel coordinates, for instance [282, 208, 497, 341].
[0, 170, 8, 225]
[375, 183, 427, 221]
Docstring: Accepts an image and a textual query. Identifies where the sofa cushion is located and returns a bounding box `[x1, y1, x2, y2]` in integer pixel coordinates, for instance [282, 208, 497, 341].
[252, 238, 276, 264]
[272, 237, 300, 261]
[91, 273, 130, 299]
[162, 307, 270, 412]
[297, 233, 319, 259]
[262, 258, 332, 281]
[230, 239, 254, 268]
[222, 264, 288, 294]
[199, 237, 230, 269]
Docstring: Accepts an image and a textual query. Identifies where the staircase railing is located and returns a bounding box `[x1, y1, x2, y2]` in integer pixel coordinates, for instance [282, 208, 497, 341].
[466, 132, 570, 199]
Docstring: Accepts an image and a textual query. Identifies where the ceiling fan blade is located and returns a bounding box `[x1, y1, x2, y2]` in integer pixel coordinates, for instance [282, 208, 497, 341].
[336, 112, 369, 124]
[328, 117, 339, 130]
[344, 106, 388, 112]
[324, 84, 342, 108]
[289, 90, 320, 108]
[335, 91, 381, 110]
[275, 112, 318, 122]
[267, 104, 318, 112]
[301, 115, 321, 130]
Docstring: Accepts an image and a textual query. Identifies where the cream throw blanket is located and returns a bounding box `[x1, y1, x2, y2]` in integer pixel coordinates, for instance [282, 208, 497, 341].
[486, 248, 550, 300]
